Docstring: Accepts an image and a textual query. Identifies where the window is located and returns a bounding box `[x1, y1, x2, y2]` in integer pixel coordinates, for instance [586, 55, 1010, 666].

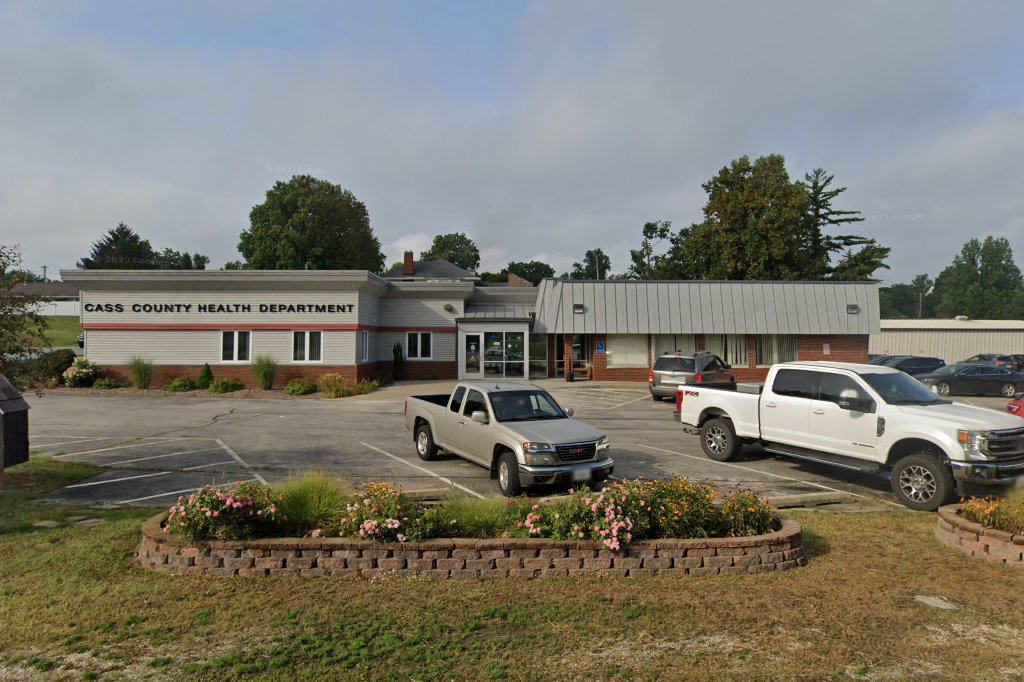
[449, 386, 466, 413]
[772, 369, 819, 399]
[463, 389, 487, 417]
[293, 331, 322, 362]
[654, 334, 696, 357]
[221, 331, 250, 362]
[360, 330, 369, 362]
[407, 332, 432, 359]
[818, 373, 865, 405]
[705, 334, 748, 367]
[606, 335, 648, 367]
[756, 335, 797, 365]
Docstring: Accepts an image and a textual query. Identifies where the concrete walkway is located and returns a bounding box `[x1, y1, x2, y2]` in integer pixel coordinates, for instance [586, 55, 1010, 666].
[349, 377, 649, 401]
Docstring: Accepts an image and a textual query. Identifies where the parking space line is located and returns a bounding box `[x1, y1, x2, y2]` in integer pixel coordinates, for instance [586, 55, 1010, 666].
[116, 480, 259, 505]
[216, 439, 267, 485]
[105, 446, 223, 466]
[52, 438, 182, 459]
[31, 436, 120, 449]
[65, 471, 172, 489]
[182, 460, 237, 471]
[637, 444, 865, 498]
[360, 442, 486, 499]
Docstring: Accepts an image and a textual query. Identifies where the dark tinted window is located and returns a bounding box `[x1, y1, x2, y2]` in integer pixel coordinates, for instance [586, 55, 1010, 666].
[449, 386, 466, 413]
[463, 390, 487, 416]
[653, 356, 695, 372]
[772, 369, 819, 399]
[704, 357, 723, 371]
[818, 373, 866, 404]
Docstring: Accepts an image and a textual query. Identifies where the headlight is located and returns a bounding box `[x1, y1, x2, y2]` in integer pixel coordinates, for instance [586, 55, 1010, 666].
[596, 436, 610, 451]
[957, 429, 990, 461]
[523, 452, 554, 465]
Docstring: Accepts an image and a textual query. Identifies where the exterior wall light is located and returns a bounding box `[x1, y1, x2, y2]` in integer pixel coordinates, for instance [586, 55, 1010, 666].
[573, 303, 584, 314]
[846, 304, 860, 314]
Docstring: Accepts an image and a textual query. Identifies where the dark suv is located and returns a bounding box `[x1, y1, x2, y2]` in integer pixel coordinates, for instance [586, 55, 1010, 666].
[648, 351, 735, 401]
[871, 355, 945, 375]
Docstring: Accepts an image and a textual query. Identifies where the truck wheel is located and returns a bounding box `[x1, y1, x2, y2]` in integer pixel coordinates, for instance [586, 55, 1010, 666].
[700, 418, 740, 462]
[935, 382, 951, 396]
[497, 451, 522, 497]
[415, 424, 438, 461]
[890, 452, 955, 512]
[651, 395, 664, 401]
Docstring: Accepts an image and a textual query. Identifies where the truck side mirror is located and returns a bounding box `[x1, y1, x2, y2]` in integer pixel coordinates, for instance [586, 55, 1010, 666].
[837, 388, 872, 412]
[470, 410, 489, 424]
[565, 407, 575, 418]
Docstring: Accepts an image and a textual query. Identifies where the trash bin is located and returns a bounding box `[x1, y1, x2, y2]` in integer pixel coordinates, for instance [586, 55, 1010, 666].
[0, 374, 30, 470]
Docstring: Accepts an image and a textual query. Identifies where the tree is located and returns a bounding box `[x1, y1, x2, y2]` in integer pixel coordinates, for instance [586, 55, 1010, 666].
[932, 237, 1024, 319]
[420, 233, 481, 271]
[0, 245, 48, 385]
[78, 222, 156, 269]
[238, 175, 385, 272]
[2, 269, 45, 283]
[154, 248, 209, 270]
[879, 274, 935, 318]
[506, 260, 555, 284]
[626, 221, 672, 279]
[566, 249, 611, 280]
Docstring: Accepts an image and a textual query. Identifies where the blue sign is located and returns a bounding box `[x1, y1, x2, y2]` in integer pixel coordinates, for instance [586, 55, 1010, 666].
[596, 342, 605, 354]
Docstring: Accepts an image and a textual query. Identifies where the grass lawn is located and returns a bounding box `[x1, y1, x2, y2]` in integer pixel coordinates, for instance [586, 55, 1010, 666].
[41, 316, 81, 348]
[2, 458, 1024, 681]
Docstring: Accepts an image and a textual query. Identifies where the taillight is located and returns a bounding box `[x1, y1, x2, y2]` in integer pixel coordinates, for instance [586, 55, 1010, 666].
[695, 373, 703, 383]
[676, 386, 684, 412]
[1010, 404, 1021, 415]
[648, 370, 654, 384]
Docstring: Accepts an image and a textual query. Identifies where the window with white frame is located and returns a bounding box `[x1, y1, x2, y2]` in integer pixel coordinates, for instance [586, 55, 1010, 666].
[606, 334, 648, 367]
[360, 330, 369, 362]
[407, 331, 432, 359]
[756, 335, 797, 366]
[704, 334, 748, 367]
[292, 331, 322, 362]
[221, 331, 251, 362]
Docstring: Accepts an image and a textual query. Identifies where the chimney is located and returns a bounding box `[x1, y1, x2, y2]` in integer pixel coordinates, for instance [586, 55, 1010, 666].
[403, 251, 415, 276]
[507, 273, 534, 288]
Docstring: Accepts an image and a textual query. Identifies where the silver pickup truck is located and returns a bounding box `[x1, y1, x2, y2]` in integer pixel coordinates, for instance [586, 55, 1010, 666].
[404, 382, 614, 496]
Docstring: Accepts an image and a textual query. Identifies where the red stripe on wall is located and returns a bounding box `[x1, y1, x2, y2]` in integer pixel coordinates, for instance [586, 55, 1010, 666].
[81, 324, 459, 332]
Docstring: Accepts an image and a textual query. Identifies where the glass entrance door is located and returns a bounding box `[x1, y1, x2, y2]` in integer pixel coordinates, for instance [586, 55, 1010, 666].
[464, 333, 482, 379]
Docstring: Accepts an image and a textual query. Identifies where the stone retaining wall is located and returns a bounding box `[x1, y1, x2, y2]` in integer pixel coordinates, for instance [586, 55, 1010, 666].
[136, 513, 806, 579]
[936, 504, 1024, 566]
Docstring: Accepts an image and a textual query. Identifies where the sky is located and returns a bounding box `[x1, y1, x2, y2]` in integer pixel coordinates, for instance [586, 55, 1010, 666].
[2, 1, 1023, 284]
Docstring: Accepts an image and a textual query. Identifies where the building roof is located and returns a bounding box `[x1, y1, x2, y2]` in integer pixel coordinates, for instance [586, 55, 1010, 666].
[14, 281, 79, 297]
[60, 269, 389, 294]
[879, 319, 1024, 331]
[383, 259, 478, 281]
[459, 304, 534, 321]
[532, 279, 880, 335]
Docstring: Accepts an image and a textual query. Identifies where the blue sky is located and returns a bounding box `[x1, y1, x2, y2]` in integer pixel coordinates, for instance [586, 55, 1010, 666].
[2, 1, 1023, 283]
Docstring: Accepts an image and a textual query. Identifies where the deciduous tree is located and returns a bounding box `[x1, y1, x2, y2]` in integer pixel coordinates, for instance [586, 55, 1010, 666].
[626, 221, 672, 279]
[932, 237, 1024, 319]
[566, 249, 611, 280]
[420, 233, 481, 271]
[0, 244, 48, 385]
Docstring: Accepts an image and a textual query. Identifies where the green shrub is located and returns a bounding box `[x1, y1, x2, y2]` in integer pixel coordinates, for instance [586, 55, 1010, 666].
[316, 373, 347, 399]
[196, 362, 214, 390]
[283, 377, 317, 396]
[62, 357, 99, 387]
[38, 349, 77, 384]
[442, 496, 525, 539]
[166, 482, 281, 541]
[274, 472, 351, 536]
[164, 377, 197, 392]
[127, 356, 154, 389]
[351, 379, 380, 395]
[337, 482, 449, 543]
[252, 355, 278, 390]
[961, 494, 1024, 535]
[92, 377, 121, 390]
[392, 342, 405, 381]
[208, 378, 244, 394]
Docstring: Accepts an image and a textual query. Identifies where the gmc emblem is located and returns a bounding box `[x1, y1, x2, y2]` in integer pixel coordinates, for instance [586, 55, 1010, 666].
[569, 448, 585, 455]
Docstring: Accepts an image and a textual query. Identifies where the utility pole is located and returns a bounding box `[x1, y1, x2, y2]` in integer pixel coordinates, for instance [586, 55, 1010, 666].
[42, 265, 48, 281]
[593, 253, 601, 280]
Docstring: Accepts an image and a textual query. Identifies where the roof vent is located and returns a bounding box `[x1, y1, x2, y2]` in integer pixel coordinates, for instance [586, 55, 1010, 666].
[953, 315, 969, 321]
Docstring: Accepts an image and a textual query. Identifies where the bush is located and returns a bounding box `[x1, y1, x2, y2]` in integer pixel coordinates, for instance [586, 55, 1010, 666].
[127, 356, 154, 389]
[93, 377, 121, 390]
[961, 494, 1024, 535]
[62, 357, 99, 387]
[208, 378, 244, 394]
[316, 373, 347, 399]
[164, 377, 197, 392]
[351, 379, 380, 395]
[196, 363, 214, 390]
[283, 377, 317, 396]
[37, 349, 77, 384]
[442, 496, 526, 539]
[274, 472, 351, 536]
[165, 482, 280, 541]
[253, 355, 278, 390]
[337, 482, 449, 543]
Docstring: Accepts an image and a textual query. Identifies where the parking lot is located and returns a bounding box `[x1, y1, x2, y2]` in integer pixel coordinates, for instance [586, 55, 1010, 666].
[24, 383, 1016, 511]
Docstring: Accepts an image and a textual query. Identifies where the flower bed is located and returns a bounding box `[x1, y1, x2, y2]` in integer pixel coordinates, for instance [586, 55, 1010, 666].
[935, 504, 1024, 566]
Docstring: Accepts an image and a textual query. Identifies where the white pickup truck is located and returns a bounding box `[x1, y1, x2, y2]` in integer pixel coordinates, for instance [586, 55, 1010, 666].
[404, 382, 614, 496]
[679, 361, 1024, 510]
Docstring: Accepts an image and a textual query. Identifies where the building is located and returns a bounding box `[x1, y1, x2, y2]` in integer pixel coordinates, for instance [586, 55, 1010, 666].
[870, 318, 1024, 362]
[61, 259, 879, 387]
[15, 281, 80, 316]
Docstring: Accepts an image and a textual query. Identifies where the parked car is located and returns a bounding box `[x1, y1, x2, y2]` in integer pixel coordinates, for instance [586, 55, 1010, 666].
[649, 351, 735, 401]
[404, 382, 613, 496]
[868, 355, 895, 365]
[77, 333, 84, 348]
[959, 353, 1016, 369]
[916, 364, 1024, 398]
[678, 361, 1024, 510]
[1010, 355, 1024, 372]
[870, 355, 945, 375]
[1008, 393, 1024, 417]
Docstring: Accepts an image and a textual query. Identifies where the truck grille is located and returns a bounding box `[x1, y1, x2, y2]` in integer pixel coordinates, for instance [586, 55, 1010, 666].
[556, 442, 596, 462]
[986, 427, 1024, 459]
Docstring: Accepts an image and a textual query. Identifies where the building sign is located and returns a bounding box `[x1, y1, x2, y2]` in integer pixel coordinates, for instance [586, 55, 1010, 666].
[83, 302, 356, 314]
[596, 342, 605, 354]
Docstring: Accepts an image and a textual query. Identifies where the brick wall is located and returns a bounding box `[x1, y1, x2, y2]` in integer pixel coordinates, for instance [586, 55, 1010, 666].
[377, 361, 457, 381]
[589, 334, 651, 382]
[100, 363, 384, 389]
[935, 504, 1024, 565]
[137, 513, 806, 579]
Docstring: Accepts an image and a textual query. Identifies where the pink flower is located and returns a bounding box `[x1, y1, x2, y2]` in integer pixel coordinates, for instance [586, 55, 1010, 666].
[531, 504, 539, 511]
